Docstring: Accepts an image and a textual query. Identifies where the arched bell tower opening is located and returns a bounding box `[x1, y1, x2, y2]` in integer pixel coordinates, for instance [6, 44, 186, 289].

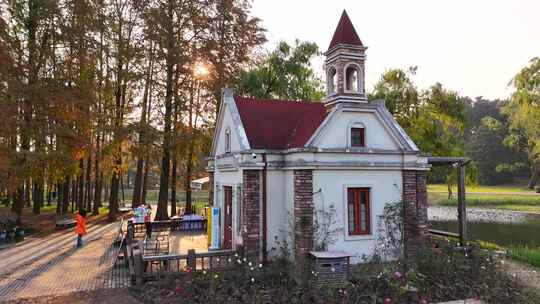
[326, 66, 338, 95]
[324, 10, 367, 107]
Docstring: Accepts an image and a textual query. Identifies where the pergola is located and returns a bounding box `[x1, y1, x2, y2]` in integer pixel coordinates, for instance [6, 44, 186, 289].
[427, 156, 472, 244]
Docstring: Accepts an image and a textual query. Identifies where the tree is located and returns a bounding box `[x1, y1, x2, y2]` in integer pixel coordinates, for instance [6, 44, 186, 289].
[464, 98, 528, 185]
[504, 57, 540, 189]
[234, 40, 324, 101]
[371, 68, 473, 197]
[205, 0, 265, 113]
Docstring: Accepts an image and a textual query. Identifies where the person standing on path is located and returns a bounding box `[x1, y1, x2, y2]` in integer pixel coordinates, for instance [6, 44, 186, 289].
[75, 210, 87, 247]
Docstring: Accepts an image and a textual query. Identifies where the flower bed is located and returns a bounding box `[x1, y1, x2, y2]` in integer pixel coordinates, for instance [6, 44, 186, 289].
[129, 240, 540, 304]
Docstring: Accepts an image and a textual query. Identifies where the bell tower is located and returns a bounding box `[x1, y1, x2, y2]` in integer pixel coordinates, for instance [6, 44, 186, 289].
[324, 10, 367, 107]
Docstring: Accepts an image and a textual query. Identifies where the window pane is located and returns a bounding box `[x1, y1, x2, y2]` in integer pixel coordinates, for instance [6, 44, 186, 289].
[348, 203, 355, 232]
[348, 189, 356, 233]
[351, 128, 364, 147]
[360, 190, 369, 233]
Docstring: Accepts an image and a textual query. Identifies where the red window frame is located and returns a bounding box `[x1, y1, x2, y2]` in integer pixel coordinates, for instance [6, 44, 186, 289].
[351, 127, 365, 147]
[347, 188, 371, 235]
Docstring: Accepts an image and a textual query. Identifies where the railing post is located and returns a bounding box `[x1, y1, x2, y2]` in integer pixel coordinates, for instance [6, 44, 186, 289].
[187, 249, 196, 271]
[457, 165, 467, 245]
[127, 220, 134, 245]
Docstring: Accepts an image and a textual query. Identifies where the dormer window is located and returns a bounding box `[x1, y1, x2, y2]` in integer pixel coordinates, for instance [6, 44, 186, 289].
[225, 128, 231, 152]
[351, 127, 365, 147]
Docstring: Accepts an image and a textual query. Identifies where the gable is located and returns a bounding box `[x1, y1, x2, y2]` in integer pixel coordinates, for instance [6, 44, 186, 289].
[307, 104, 419, 151]
[214, 103, 243, 155]
[211, 89, 250, 156]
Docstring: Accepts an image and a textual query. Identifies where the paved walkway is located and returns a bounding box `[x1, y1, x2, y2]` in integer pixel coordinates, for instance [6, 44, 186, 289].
[0, 221, 129, 301]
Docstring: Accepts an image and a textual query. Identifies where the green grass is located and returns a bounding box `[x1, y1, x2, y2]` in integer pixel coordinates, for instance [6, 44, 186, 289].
[476, 240, 505, 251]
[438, 194, 540, 207]
[428, 183, 534, 194]
[508, 246, 540, 268]
[121, 189, 209, 204]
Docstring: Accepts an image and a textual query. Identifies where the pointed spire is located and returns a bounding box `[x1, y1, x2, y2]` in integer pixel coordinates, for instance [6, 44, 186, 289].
[327, 10, 363, 51]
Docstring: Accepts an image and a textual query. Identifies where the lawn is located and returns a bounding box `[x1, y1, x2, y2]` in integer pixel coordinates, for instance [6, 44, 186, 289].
[509, 246, 540, 268]
[428, 183, 540, 213]
[428, 183, 535, 194]
[122, 189, 209, 204]
[436, 194, 540, 213]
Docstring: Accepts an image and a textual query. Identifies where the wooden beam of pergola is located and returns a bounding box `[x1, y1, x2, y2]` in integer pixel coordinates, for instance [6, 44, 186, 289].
[428, 156, 471, 245]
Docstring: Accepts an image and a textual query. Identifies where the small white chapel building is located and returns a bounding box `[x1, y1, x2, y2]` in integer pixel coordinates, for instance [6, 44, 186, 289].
[207, 10, 430, 263]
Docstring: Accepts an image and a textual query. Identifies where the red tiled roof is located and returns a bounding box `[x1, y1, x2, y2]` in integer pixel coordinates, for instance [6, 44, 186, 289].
[328, 10, 363, 51]
[234, 96, 328, 150]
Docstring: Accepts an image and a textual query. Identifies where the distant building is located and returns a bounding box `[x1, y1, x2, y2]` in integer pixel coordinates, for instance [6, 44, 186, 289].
[207, 10, 428, 263]
[190, 177, 210, 191]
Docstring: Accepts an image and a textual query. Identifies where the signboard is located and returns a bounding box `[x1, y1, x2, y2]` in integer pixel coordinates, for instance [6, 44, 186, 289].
[209, 207, 221, 250]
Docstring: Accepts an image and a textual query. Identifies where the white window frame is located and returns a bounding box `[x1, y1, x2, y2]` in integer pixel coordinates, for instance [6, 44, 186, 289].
[342, 183, 376, 241]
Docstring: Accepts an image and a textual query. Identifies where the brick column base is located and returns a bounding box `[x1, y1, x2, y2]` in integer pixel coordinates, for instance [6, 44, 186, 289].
[208, 172, 214, 206]
[403, 170, 428, 258]
[242, 170, 261, 259]
[294, 170, 314, 275]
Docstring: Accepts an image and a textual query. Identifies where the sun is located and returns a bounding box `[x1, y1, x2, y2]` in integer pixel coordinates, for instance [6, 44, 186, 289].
[193, 62, 210, 79]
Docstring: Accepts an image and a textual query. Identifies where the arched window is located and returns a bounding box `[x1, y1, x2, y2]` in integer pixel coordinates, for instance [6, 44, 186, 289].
[327, 66, 337, 95]
[345, 64, 362, 93]
[225, 128, 231, 152]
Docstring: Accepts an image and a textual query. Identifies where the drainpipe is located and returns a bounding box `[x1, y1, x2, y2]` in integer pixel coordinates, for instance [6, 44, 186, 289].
[262, 153, 268, 263]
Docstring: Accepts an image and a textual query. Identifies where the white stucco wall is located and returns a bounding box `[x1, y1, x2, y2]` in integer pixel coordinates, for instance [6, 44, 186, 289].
[315, 110, 401, 150]
[312, 169, 403, 263]
[266, 170, 290, 255]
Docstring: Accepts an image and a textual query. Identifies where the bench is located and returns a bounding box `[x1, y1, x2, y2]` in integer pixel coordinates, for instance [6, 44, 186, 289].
[55, 215, 76, 230]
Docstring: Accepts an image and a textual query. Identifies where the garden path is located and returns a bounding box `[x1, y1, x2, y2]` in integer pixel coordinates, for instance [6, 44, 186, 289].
[503, 259, 540, 295]
[0, 221, 129, 302]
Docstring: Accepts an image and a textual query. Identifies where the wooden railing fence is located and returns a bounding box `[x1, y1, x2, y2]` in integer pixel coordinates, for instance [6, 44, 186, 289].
[126, 220, 237, 285]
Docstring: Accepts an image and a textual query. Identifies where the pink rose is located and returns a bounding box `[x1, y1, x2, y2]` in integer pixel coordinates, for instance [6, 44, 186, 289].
[393, 271, 402, 279]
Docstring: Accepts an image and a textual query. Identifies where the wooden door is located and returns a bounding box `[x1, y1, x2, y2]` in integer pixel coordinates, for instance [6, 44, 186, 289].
[223, 186, 233, 249]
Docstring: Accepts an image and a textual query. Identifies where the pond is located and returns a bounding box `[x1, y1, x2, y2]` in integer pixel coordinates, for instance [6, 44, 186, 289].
[428, 206, 540, 248]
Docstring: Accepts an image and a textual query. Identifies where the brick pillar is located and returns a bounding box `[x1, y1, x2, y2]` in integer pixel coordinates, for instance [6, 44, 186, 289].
[294, 170, 314, 273]
[208, 172, 214, 206]
[403, 170, 428, 258]
[242, 170, 261, 258]
[416, 171, 428, 238]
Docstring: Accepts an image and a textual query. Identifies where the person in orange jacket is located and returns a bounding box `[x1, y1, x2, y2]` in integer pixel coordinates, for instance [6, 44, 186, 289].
[75, 209, 87, 248]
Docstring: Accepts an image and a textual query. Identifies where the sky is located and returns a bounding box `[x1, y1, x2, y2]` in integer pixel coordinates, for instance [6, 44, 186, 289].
[251, 0, 540, 100]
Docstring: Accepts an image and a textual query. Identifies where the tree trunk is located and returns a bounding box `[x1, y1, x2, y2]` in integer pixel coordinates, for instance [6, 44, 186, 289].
[527, 162, 540, 189]
[32, 180, 42, 214]
[85, 155, 92, 211]
[25, 179, 31, 207]
[132, 44, 154, 208]
[171, 158, 177, 216]
[142, 159, 149, 203]
[155, 0, 175, 221]
[62, 177, 70, 214]
[77, 158, 84, 210]
[14, 188, 24, 226]
[120, 172, 125, 205]
[108, 153, 121, 221]
[185, 154, 193, 214]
